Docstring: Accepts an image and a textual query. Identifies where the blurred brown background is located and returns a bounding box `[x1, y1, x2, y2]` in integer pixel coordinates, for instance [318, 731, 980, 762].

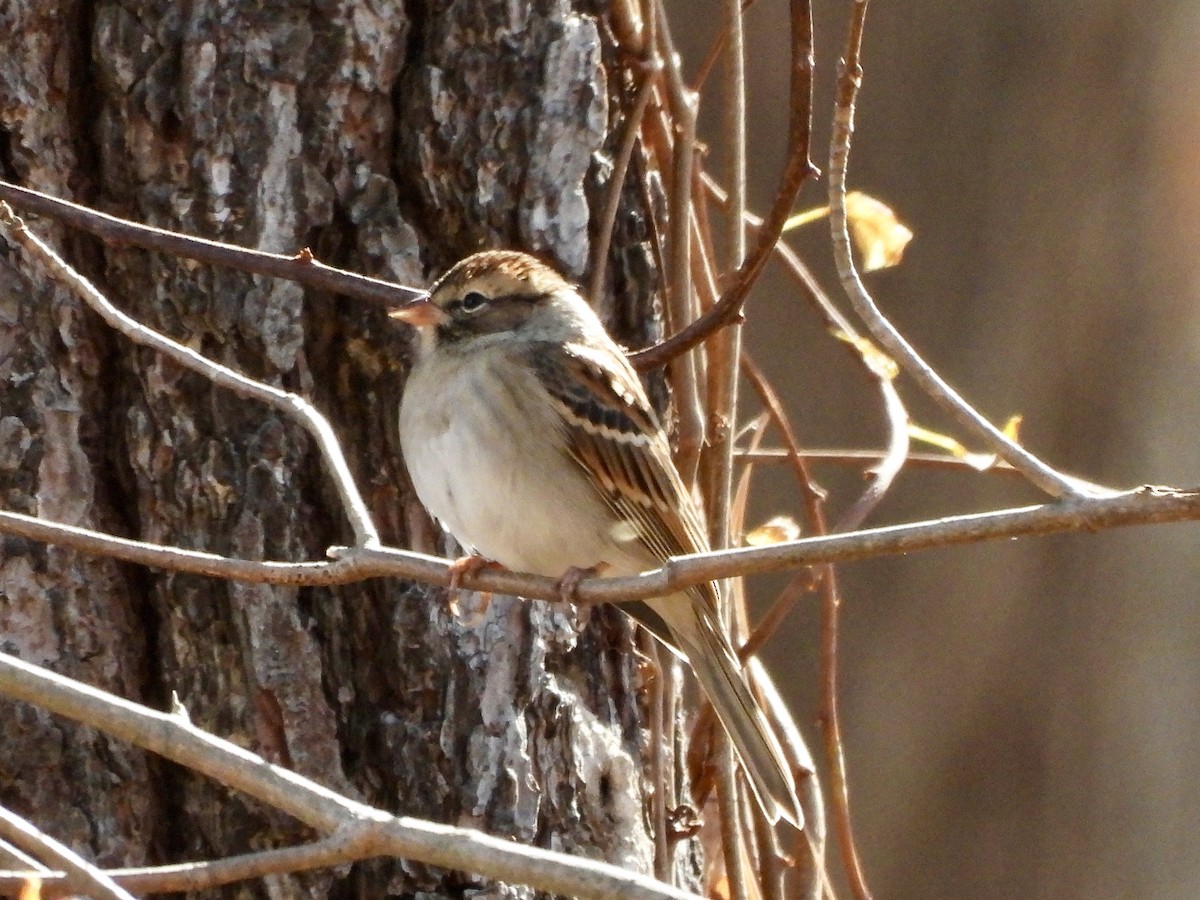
[678, 1, 1200, 896]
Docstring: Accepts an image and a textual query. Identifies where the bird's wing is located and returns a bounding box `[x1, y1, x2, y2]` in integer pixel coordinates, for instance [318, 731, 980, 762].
[527, 341, 803, 826]
[526, 339, 719, 608]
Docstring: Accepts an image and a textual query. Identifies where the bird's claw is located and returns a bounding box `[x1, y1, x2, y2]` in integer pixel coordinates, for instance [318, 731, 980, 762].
[554, 563, 608, 604]
[446, 554, 506, 615]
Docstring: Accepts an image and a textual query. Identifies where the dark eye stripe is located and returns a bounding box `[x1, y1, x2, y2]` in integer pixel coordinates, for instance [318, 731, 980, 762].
[433, 291, 556, 347]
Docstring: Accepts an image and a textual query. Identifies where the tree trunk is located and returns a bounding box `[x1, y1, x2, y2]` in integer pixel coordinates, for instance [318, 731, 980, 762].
[0, 2, 678, 895]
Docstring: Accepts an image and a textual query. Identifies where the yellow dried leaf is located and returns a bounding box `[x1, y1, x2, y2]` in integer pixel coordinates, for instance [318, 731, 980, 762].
[832, 329, 900, 380]
[845, 190, 913, 272]
[908, 424, 997, 471]
[781, 204, 830, 232]
[745, 515, 801, 547]
[1002, 415, 1023, 442]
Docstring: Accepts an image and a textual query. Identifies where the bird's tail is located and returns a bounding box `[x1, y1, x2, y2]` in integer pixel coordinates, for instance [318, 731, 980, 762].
[654, 596, 803, 828]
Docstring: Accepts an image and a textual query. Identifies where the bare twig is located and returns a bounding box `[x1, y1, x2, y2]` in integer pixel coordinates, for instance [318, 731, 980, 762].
[2, 485, 1199, 604]
[0, 831, 372, 895]
[819, 570, 871, 900]
[751, 798, 788, 900]
[738, 354, 824, 653]
[0, 805, 135, 900]
[0, 653, 702, 900]
[0, 201, 381, 548]
[0, 507, 376, 585]
[834, 376, 909, 532]
[738, 343, 867, 897]
[825, 3, 1097, 501]
[643, 634, 672, 884]
[654, 0, 697, 321]
[86, 833, 369, 894]
[737, 448, 1019, 475]
[735, 353, 848, 900]
[689, 0, 758, 91]
[650, 0, 707, 486]
[0, 839, 50, 873]
[631, 0, 817, 372]
[822, 8, 879, 899]
[749, 661, 827, 900]
[0, 180, 423, 306]
[741, 570, 816, 664]
[588, 60, 658, 304]
[710, 0, 754, 889]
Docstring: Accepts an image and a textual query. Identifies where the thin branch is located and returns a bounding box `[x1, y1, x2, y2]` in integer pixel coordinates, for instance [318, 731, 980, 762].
[747, 660, 827, 900]
[675, 205, 720, 482]
[652, 0, 707, 487]
[643, 634, 672, 885]
[0, 805, 135, 900]
[751, 796, 787, 900]
[736, 352, 856, 897]
[818, 569, 871, 900]
[823, 8, 878, 897]
[737, 448, 1019, 475]
[0, 832, 372, 895]
[735, 349, 820, 660]
[707, 177, 910, 530]
[825, 3, 1097, 501]
[89, 834, 364, 894]
[631, 0, 817, 372]
[587, 59, 658, 304]
[741, 570, 816, 664]
[0, 201, 381, 548]
[2, 485, 1199, 604]
[0, 839, 51, 873]
[711, 0, 753, 889]
[834, 376, 909, 532]
[0, 180, 424, 306]
[654, 0, 696, 315]
[0, 654, 702, 900]
[738, 351, 825, 519]
[0, 507, 376, 585]
[689, 0, 759, 91]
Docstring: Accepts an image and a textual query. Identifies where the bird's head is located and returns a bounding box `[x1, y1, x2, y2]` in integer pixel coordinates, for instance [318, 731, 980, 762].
[389, 250, 600, 353]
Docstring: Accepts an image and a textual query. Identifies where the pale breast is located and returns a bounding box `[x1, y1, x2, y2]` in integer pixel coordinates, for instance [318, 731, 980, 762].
[399, 346, 652, 578]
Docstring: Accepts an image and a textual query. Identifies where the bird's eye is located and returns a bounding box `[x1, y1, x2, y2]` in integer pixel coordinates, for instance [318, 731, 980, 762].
[459, 291, 489, 313]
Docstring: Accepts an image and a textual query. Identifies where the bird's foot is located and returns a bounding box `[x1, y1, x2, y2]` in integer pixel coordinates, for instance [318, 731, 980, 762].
[446, 554, 506, 616]
[554, 562, 609, 604]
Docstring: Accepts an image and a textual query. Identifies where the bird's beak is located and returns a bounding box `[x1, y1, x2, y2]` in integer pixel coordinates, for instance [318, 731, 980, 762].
[388, 295, 447, 327]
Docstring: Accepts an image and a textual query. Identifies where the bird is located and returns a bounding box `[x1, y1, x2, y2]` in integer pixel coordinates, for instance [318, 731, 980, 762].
[390, 249, 802, 828]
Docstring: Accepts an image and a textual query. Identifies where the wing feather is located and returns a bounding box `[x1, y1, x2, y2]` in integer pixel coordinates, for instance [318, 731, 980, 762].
[526, 340, 719, 610]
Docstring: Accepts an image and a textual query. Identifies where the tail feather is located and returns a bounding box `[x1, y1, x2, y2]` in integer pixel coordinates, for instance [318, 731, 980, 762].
[646, 596, 803, 828]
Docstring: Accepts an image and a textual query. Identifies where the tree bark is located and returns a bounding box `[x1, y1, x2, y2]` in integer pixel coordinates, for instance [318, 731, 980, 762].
[0, 1, 676, 895]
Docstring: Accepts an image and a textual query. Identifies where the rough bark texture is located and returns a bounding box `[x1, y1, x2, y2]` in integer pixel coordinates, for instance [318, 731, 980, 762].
[0, 1, 676, 896]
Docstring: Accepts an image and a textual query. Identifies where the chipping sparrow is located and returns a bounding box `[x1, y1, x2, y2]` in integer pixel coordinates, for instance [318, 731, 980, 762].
[391, 250, 801, 828]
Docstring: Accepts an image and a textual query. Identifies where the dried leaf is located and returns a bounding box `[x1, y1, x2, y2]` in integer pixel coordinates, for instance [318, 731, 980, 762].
[781, 204, 830, 232]
[832, 329, 900, 380]
[745, 515, 801, 546]
[908, 423, 997, 471]
[845, 190, 914, 271]
[1002, 414, 1023, 442]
